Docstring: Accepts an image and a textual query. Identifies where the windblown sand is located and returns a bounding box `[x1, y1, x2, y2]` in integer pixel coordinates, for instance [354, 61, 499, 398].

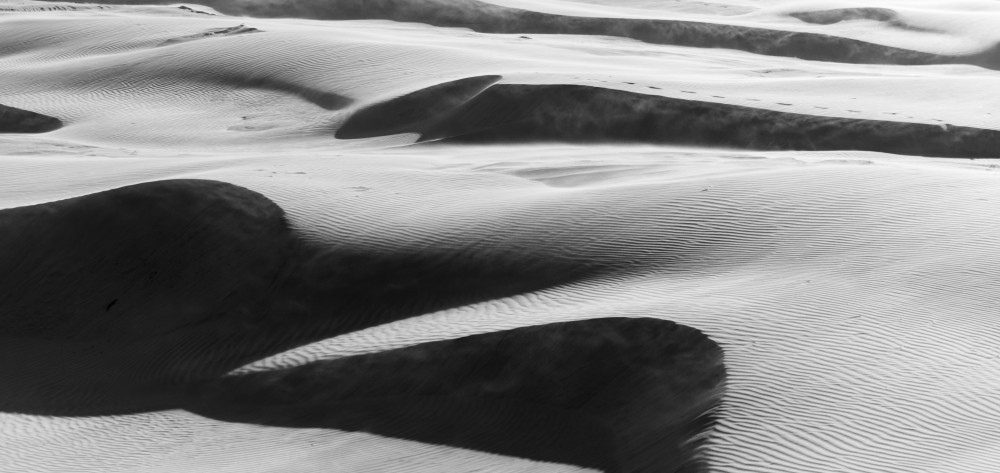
[1, 0, 999, 472]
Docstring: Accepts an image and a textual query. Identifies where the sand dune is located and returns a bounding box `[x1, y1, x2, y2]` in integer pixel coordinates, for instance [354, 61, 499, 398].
[2, 0, 1000, 472]
[50, 0, 1000, 68]
[341, 81, 1000, 157]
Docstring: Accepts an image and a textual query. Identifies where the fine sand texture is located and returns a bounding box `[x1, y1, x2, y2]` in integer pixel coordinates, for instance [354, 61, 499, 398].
[2, 0, 1000, 472]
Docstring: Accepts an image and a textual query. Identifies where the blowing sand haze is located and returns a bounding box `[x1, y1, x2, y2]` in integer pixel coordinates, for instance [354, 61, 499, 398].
[1, 0, 998, 472]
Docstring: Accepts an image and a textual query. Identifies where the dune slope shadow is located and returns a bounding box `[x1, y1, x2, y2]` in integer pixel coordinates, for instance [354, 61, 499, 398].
[0, 104, 62, 133]
[340, 82, 1000, 158]
[187, 317, 726, 473]
[0, 179, 613, 415]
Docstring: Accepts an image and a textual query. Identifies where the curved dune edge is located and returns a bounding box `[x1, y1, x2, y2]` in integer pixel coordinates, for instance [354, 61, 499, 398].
[186, 317, 726, 473]
[52, 0, 995, 68]
[0, 103, 62, 133]
[0, 179, 616, 415]
[336, 75, 502, 140]
[340, 81, 1000, 158]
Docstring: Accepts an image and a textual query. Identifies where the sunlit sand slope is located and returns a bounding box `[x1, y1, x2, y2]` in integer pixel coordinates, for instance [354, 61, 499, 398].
[2, 0, 1000, 472]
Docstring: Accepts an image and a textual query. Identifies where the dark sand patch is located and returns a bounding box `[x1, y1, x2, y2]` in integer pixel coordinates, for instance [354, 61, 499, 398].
[0, 104, 62, 133]
[339, 81, 1000, 158]
[0, 179, 614, 415]
[187, 317, 726, 473]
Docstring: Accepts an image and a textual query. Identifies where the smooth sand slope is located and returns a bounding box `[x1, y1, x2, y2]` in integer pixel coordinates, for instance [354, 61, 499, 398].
[1, 0, 1000, 472]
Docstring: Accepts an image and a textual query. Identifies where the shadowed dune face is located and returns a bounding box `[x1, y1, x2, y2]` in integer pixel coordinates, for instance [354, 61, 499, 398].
[0, 179, 618, 415]
[340, 82, 1000, 158]
[188, 317, 726, 473]
[336, 75, 502, 140]
[0, 180, 294, 413]
[0, 104, 62, 133]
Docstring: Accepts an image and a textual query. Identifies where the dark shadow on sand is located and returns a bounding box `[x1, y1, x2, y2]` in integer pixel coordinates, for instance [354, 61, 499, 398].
[0, 179, 727, 471]
[0, 179, 614, 415]
[0, 104, 62, 133]
[186, 317, 726, 473]
[340, 82, 1000, 158]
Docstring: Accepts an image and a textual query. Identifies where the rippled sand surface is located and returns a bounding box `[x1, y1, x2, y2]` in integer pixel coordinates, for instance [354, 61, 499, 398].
[2, 1, 999, 472]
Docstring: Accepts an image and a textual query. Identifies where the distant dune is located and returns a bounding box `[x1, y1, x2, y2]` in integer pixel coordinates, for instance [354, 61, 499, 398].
[53, 0, 998, 68]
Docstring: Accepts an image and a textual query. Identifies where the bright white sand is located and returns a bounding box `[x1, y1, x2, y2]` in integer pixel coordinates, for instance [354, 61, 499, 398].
[2, 0, 1000, 472]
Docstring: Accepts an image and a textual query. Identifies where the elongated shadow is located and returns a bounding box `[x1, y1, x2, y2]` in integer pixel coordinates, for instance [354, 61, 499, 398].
[0, 179, 612, 415]
[339, 81, 1000, 158]
[186, 317, 726, 473]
